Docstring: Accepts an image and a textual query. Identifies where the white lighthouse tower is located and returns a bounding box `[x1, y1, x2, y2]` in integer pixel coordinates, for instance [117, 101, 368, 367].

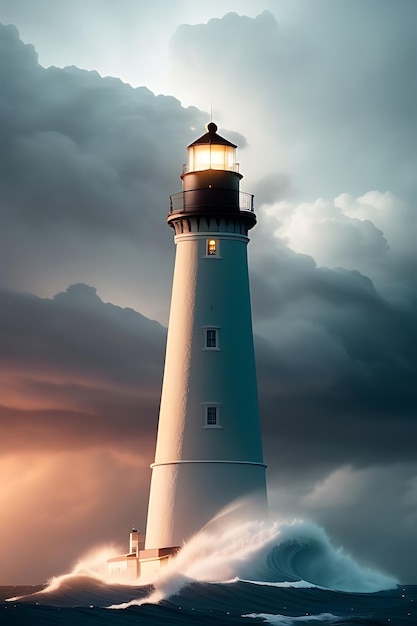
[108, 123, 267, 578]
[144, 123, 267, 554]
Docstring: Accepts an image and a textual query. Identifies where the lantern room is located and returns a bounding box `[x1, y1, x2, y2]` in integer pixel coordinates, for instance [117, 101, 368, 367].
[186, 122, 238, 173]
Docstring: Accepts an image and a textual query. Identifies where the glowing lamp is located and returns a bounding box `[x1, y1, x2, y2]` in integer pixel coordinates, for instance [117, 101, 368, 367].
[187, 122, 237, 172]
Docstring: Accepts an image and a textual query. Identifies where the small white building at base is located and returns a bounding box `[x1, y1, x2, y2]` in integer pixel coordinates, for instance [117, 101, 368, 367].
[107, 529, 179, 580]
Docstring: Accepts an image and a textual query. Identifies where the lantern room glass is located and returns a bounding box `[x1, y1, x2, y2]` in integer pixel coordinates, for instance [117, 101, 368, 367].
[188, 144, 236, 172]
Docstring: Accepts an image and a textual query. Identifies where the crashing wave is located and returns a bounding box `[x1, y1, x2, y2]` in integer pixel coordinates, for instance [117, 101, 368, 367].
[10, 519, 398, 608]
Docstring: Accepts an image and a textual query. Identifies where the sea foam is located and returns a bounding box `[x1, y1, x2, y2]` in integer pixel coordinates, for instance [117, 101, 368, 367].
[11, 519, 398, 609]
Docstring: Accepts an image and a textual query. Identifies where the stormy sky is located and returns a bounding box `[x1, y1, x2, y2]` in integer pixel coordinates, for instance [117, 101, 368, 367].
[0, 0, 416, 584]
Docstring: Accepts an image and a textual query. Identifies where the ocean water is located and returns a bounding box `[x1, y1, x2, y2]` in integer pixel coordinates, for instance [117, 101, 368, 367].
[2, 520, 416, 625]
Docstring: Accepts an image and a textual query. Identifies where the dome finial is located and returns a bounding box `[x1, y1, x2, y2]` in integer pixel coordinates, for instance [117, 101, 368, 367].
[206, 121, 218, 134]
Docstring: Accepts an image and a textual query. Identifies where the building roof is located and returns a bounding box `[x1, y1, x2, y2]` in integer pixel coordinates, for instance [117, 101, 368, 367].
[187, 122, 237, 149]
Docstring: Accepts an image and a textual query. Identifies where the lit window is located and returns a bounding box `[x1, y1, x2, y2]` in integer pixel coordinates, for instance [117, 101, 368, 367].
[205, 328, 217, 349]
[206, 406, 217, 426]
[207, 239, 217, 256]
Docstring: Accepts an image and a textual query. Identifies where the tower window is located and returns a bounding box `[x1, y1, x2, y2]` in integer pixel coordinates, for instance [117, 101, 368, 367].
[203, 327, 220, 350]
[202, 403, 222, 428]
[206, 406, 217, 425]
[207, 239, 217, 256]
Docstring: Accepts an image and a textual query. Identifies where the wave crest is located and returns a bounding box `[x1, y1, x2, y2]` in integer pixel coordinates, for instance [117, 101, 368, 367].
[170, 520, 397, 594]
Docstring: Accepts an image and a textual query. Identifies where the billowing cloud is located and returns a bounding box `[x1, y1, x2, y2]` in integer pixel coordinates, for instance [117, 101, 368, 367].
[0, 283, 165, 454]
[265, 191, 416, 281]
[168, 4, 417, 202]
[251, 211, 417, 451]
[0, 23, 209, 319]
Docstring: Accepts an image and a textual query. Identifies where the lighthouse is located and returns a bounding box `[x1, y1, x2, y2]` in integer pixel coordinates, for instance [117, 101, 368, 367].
[108, 123, 267, 578]
[145, 122, 267, 551]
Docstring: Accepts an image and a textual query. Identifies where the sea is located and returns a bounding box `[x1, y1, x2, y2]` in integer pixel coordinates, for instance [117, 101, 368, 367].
[1, 520, 415, 625]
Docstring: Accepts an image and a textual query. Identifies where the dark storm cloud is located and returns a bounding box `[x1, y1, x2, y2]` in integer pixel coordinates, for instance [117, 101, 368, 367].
[169, 4, 417, 201]
[3, 283, 165, 378]
[250, 228, 417, 467]
[0, 23, 202, 238]
[0, 23, 208, 308]
[0, 284, 165, 454]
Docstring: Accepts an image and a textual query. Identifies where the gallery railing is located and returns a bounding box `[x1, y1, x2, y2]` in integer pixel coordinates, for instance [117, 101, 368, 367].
[169, 190, 254, 214]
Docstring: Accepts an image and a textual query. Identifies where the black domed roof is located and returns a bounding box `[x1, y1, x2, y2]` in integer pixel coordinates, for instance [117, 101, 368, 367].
[187, 122, 237, 149]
